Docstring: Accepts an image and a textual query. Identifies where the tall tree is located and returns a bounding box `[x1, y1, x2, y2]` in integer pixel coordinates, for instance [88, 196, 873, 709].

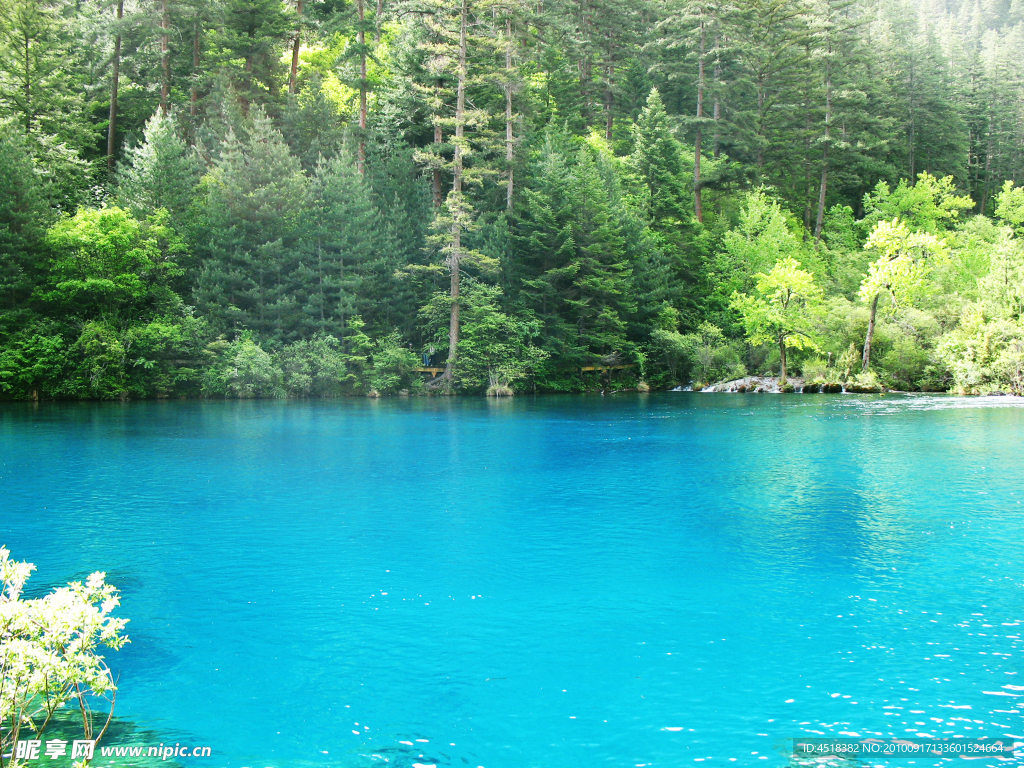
[416, 0, 501, 386]
[106, 0, 124, 170]
[300, 151, 384, 337]
[196, 108, 309, 339]
[858, 218, 947, 371]
[0, 127, 50, 310]
[210, 0, 294, 111]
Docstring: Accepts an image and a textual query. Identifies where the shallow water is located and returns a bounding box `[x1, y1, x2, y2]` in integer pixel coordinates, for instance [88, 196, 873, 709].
[2, 394, 1024, 768]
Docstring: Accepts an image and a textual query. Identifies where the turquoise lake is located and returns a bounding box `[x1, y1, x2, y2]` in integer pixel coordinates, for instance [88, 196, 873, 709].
[3, 394, 1024, 768]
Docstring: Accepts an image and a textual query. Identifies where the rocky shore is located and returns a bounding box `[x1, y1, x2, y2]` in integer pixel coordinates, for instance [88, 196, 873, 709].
[700, 375, 881, 394]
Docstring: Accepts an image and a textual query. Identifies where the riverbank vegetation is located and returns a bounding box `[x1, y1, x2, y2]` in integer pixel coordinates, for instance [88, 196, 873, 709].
[1, 0, 1023, 397]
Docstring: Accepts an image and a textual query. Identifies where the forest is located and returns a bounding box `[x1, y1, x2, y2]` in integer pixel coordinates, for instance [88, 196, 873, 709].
[1, 0, 1023, 397]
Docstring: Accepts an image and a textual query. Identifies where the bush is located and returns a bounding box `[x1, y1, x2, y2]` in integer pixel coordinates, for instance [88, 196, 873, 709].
[651, 322, 745, 386]
[203, 335, 285, 398]
[0, 547, 129, 757]
[367, 332, 420, 395]
[279, 335, 347, 397]
[800, 357, 829, 383]
[846, 370, 882, 392]
[937, 307, 1024, 394]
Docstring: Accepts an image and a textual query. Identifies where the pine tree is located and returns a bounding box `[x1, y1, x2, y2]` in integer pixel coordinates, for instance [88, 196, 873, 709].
[727, 0, 811, 175]
[209, 0, 294, 111]
[0, 127, 50, 310]
[196, 107, 308, 340]
[628, 88, 702, 323]
[0, 0, 96, 203]
[414, 0, 502, 386]
[117, 112, 201, 227]
[301, 151, 384, 339]
[648, 0, 733, 221]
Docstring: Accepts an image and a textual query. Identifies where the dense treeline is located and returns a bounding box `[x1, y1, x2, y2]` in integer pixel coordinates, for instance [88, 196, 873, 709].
[1, 0, 1023, 397]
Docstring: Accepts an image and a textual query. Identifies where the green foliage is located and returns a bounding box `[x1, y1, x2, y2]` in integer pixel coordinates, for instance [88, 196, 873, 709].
[117, 112, 202, 232]
[713, 190, 820, 322]
[995, 181, 1024, 234]
[0, 319, 69, 397]
[937, 306, 1024, 395]
[859, 219, 948, 310]
[0, 126, 50, 309]
[195, 108, 309, 339]
[301, 151, 384, 338]
[861, 173, 974, 235]
[730, 257, 823, 380]
[420, 280, 547, 393]
[278, 335, 348, 397]
[650, 322, 745, 387]
[203, 335, 286, 398]
[2, 0, 1024, 398]
[364, 332, 419, 396]
[41, 207, 185, 321]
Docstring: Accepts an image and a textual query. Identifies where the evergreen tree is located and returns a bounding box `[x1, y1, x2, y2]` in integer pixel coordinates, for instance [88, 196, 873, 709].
[196, 107, 308, 340]
[627, 88, 702, 323]
[0, 126, 50, 310]
[300, 150, 384, 339]
[0, 0, 96, 203]
[209, 0, 294, 111]
[117, 111, 202, 228]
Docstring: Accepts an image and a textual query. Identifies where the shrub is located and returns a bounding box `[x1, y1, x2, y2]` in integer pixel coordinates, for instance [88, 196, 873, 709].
[203, 335, 285, 398]
[0, 547, 129, 758]
[937, 306, 1024, 394]
[279, 335, 347, 397]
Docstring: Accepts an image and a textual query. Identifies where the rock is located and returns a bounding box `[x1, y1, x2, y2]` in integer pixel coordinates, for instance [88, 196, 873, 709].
[802, 383, 820, 393]
[844, 382, 881, 393]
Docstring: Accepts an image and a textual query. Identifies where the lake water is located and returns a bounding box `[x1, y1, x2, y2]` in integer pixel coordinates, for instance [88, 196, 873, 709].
[3, 394, 1024, 768]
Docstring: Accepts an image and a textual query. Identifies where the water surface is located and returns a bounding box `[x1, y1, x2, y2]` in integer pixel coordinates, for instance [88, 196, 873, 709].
[2, 394, 1023, 767]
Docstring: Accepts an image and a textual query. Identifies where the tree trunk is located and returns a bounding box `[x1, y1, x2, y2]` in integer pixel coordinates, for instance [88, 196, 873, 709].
[603, 53, 614, 142]
[755, 75, 766, 170]
[357, 0, 367, 175]
[981, 107, 994, 214]
[814, 54, 832, 241]
[862, 292, 879, 371]
[907, 64, 916, 180]
[694, 19, 705, 223]
[375, 0, 384, 42]
[505, 16, 514, 209]
[432, 122, 443, 208]
[22, 31, 32, 134]
[106, 0, 124, 171]
[190, 14, 201, 117]
[442, 0, 468, 384]
[712, 34, 721, 159]
[779, 336, 787, 383]
[160, 0, 170, 114]
[289, 0, 303, 94]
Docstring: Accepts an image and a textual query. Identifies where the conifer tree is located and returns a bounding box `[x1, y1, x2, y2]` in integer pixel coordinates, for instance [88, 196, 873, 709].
[117, 112, 202, 228]
[0, 127, 50, 310]
[196, 107, 308, 340]
[300, 151, 384, 339]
